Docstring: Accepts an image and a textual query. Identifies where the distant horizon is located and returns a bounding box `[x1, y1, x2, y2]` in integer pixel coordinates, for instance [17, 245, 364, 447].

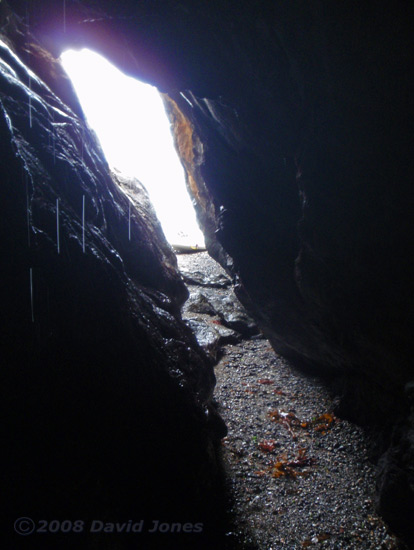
[60, 48, 205, 248]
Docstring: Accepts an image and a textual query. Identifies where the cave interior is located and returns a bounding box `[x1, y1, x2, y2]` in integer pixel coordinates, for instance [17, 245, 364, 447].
[0, 1, 413, 547]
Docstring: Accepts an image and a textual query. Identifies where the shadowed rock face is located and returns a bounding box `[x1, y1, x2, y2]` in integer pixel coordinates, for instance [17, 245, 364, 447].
[1, 0, 414, 544]
[0, 21, 227, 550]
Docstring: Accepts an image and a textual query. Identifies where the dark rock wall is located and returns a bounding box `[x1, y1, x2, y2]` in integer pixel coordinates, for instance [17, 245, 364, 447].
[2, 0, 414, 543]
[0, 15, 225, 549]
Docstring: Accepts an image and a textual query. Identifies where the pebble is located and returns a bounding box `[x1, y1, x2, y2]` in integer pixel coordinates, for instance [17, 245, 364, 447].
[177, 252, 406, 550]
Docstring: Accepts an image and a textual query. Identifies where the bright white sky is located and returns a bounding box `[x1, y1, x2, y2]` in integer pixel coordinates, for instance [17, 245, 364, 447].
[60, 48, 204, 247]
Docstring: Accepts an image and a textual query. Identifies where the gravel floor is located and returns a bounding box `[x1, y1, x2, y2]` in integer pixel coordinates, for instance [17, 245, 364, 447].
[177, 252, 406, 550]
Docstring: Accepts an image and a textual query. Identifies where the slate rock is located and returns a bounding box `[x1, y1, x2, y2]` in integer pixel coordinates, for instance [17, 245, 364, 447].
[3, 0, 414, 543]
[185, 291, 217, 315]
[185, 315, 241, 363]
[180, 269, 231, 288]
[207, 292, 259, 337]
[0, 29, 224, 540]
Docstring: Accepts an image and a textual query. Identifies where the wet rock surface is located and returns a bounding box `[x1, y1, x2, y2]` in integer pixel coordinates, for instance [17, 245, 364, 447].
[2, 0, 413, 544]
[180, 267, 232, 289]
[178, 252, 259, 361]
[0, 27, 225, 550]
[179, 252, 407, 550]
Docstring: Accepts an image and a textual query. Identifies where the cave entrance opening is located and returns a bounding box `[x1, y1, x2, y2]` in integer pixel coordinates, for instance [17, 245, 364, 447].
[60, 48, 205, 250]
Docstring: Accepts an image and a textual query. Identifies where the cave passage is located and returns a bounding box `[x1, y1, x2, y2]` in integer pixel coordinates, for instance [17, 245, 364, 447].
[60, 48, 205, 249]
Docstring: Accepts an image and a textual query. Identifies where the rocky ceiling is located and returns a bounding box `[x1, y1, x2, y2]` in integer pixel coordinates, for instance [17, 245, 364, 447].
[1, 0, 413, 546]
